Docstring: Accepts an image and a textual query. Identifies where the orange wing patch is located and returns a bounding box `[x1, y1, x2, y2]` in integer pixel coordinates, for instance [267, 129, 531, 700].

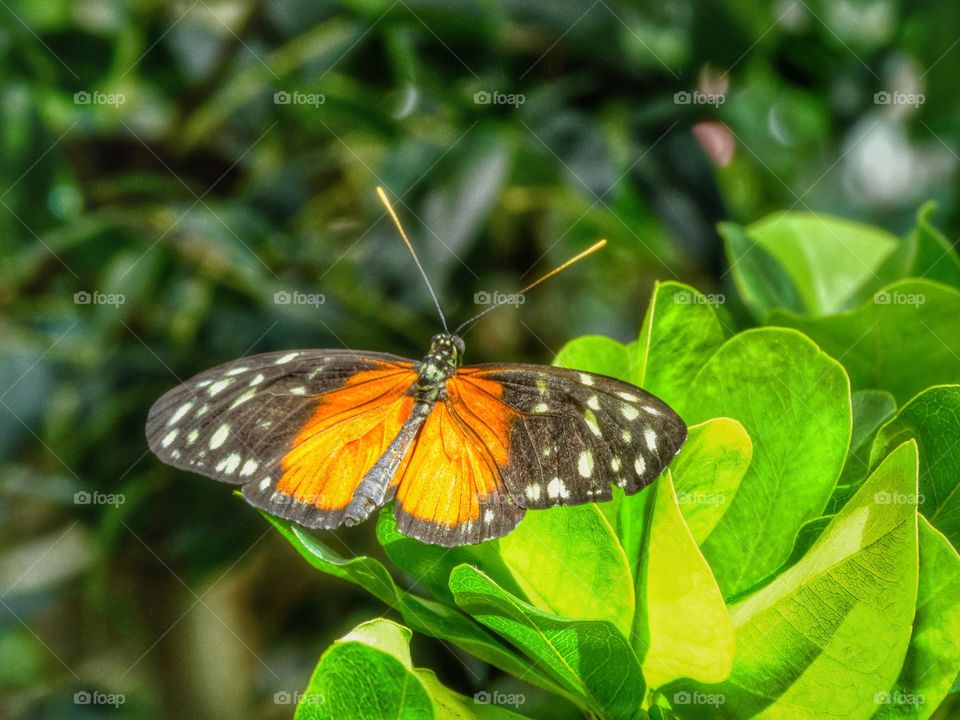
[276, 367, 416, 510]
[392, 373, 525, 544]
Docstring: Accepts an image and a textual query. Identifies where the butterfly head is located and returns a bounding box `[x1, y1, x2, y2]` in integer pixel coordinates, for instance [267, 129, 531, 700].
[419, 333, 465, 384]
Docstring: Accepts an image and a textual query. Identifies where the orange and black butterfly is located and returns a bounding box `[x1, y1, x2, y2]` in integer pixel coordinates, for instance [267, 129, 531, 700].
[146, 189, 687, 546]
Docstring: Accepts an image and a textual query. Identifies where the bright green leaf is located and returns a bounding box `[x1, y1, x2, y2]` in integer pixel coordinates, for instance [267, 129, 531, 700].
[668, 441, 919, 718]
[499, 505, 635, 638]
[553, 334, 633, 379]
[635, 472, 734, 687]
[769, 280, 960, 404]
[449, 564, 645, 720]
[871, 385, 960, 548]
[875, 517, 960, 719]
[723, 212, 898, 317]
[685, 328, 851, 597]
[670, 418, 752, 544]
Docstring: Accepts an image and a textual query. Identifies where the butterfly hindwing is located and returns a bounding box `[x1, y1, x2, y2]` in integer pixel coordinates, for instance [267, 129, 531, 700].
[453, 364, 687, 509]
[146, 349, 418, 527]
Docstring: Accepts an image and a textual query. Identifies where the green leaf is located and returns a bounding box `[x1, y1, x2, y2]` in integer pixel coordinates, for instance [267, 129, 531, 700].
[670, 418, 752, 544]
[830, 390, 899, 512]
[720, 221, 804, 319]
[376, 509, 523, 606]
[871, 385, 960, 549]
[296, 618, 527, 720]
[264, 514, 554, 691]
[295, 619, 434, 720]
[635, 472, 734, 687]
[684, 328, 851, 597]
[722, 213, 898, 317]
[449, 564, 645, 720]
[875, 202, 960, 291]
[669, 441, 919, 718]
[875, 517, 960, 719]
[769, 280, 960, 404]
[553, 334, 633, 379]
[634, 281, 728, 412]
[498, 504, 634, 639]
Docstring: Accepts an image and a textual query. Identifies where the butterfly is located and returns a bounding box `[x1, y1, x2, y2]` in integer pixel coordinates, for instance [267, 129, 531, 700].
[146, 188, 687, 546]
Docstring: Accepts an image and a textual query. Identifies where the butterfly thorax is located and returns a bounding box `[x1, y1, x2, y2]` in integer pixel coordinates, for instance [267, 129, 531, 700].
[415, 333, 465, 397]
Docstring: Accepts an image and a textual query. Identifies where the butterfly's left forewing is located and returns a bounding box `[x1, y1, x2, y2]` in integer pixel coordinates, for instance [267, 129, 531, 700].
[146, 349, 418, 528]
[452, 364, 687, 509]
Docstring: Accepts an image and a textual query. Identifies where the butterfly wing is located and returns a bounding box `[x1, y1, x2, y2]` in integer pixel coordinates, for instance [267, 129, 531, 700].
[389, 387, 526, 546]
[451, 364, 687, 509]
[146, 349, 419, 528]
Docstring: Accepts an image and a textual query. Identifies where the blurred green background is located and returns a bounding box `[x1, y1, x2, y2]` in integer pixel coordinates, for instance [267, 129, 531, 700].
[1, 0, 958, 718]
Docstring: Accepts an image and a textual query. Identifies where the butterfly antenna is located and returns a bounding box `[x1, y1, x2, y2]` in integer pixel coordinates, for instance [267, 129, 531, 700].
[455, 239, 607, 335]
[376, 186, 448, 332]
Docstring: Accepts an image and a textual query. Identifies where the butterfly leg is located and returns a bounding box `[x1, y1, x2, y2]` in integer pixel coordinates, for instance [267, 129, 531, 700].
[344, 402, 430, 526]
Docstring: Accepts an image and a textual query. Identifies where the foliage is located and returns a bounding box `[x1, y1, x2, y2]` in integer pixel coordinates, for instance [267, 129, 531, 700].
[270, 207, 960, 719]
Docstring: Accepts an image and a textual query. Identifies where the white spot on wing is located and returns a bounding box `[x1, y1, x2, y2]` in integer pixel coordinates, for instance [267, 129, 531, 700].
[578, 450, 594, 478]
[210, 424, 230, 449]
[611, 457, 621, 472]
[258, 478, 272, 491]
[250, 374, 265, 386]
[276, 352, 300, 365]
[168, 402, 193, 426]
[229, 389, 257, 409]
[525, 484, 542, 502]
[533, 402, 549, 413]
[617, 391, 640, 402]
[484, 508, 495, 524]
[643, 405, 661, 416]
[584, 410, 602, 437]
[621, 404, 640, 421]
[161, 429, 178, 448]
[579, 373, 594, 386]
[226, 367, 249, 376]
[289, 386, 307, 395]
[547, 477, 570, 499]
[208, 378, 234, 396]
[622, 430, 632, 443]
[587, 395, 600, 410]
[187, 429, 199, 445]
[635, 456, 646, 475]
[644, 429, 657, 452]
[240, 459, 258, 477]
